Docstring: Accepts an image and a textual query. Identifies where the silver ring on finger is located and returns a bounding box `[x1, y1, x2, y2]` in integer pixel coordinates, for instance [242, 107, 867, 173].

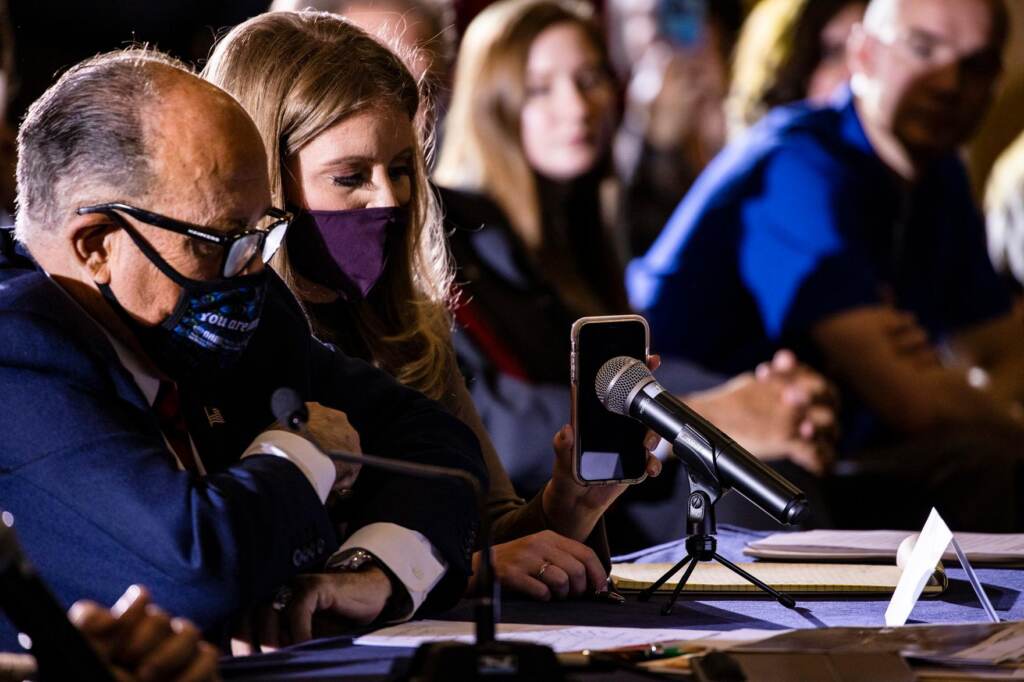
[536, 561, 552, 579]
[271, 586, 292, 611]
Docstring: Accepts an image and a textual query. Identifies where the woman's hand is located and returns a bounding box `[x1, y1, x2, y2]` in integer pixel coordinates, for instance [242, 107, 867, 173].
[541, 425, 661, 541]
[468, 530, 607, 601]
[542, 356, 664, 541]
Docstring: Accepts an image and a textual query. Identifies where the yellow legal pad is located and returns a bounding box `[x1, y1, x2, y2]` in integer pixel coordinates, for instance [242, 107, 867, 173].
[610, 562, 947, 596]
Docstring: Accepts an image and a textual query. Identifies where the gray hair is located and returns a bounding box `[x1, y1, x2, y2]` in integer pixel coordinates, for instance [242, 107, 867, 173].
[862, 0, 1008, 44]
[14, 48, 190, 243]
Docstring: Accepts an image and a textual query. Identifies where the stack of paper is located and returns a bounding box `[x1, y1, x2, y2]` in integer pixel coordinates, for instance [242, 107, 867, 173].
[744, 530, 1024, 564]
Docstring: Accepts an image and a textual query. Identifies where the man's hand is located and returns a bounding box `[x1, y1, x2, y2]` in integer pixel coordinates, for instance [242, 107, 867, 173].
[468, 531, 608, 601]
[258, 569, 393, 643]
[305, 402, 362, 490]
[813, 306, 1024, 435]
[879, 309, 940, 369]
[689, 350, 837, 475]
[68, 585, 220, 682]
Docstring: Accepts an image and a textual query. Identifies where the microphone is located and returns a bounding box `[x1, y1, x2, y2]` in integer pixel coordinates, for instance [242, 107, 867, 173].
[595, 357, 809, 526]
[272, 389, 309, 431]
[270, 388, 561, 680]
[0, 512, 115, 681]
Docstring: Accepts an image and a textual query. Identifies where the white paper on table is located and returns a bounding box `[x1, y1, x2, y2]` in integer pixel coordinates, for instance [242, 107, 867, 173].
[354, 620, 731, 653]
[747, 530, 916, 559]
[745, 529, 1024, 564]
[886, 509, 954, 627]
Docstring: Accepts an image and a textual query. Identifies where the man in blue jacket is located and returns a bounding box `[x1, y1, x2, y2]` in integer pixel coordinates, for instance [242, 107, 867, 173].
[628, 0, 1024, 530]
[0, 49, 485, 648]
[629, 0, 1023, 450]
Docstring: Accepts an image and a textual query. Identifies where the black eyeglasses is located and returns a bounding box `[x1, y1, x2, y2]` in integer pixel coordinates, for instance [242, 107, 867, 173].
[76, 202, 292, 278]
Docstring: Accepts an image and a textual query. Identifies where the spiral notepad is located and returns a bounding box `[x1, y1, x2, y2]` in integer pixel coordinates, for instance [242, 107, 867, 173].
[610, 562, 946, 596]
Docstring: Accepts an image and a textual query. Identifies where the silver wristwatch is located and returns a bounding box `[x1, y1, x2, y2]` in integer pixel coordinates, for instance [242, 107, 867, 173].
[325, 547, 377, 572]
[325, 548, 410, 621]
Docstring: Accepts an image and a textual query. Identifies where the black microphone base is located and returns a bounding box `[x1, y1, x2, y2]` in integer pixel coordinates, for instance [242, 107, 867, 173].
[395, 640, 564, 681]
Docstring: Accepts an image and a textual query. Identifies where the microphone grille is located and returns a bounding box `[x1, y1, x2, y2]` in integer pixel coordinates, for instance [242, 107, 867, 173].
[595, 356, 652, 415]
[271, 387, 307, 430]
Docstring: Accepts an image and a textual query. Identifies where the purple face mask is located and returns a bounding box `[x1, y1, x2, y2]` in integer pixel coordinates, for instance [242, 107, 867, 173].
[287, 206, 408, 298]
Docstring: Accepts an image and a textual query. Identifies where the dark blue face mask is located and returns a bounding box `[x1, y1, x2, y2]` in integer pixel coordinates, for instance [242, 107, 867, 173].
[98, 223, 267, 381]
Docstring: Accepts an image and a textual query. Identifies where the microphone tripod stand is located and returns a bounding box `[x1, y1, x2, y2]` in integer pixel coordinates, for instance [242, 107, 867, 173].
[638, 471, 798, 615]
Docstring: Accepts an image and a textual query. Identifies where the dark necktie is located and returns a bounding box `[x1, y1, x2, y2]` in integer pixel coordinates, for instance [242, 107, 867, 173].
[154, 381, 201, 474]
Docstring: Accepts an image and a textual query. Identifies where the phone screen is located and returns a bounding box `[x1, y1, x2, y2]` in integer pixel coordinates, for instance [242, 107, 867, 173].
[658, 0, 706, 48]
[576, 319, 649, 483]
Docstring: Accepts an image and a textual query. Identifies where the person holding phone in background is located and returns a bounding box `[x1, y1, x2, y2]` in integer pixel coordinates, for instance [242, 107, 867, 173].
[436, 0, 838, 546]
[610, 0, 743, 256]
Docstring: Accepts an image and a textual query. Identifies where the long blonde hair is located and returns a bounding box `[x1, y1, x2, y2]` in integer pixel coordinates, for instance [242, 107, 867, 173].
[203, 11, 455, 400]
[434, 0, 607, 254]
[726, 0, 864, 138]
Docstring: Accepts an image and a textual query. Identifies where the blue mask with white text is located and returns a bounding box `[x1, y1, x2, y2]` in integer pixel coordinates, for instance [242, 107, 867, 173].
[98, 226, 267, 381]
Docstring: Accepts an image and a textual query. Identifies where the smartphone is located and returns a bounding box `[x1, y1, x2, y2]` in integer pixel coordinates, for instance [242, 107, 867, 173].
[658, 0, 706, 48]
[570, 315, 651, 486]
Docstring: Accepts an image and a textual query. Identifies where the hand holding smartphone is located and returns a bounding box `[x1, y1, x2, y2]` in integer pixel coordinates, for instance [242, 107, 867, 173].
[570, 315, 651, 486]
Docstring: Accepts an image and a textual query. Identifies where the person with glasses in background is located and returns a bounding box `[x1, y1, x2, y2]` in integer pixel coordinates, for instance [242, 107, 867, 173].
[629, 0, 1024, 531]
[0, 48, 486, 651]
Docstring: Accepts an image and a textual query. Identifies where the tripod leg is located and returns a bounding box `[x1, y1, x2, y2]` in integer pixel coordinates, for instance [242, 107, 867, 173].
[662, 557, 700, 616]
[714, 553, 796, 609]
[639, 554, 693, 602]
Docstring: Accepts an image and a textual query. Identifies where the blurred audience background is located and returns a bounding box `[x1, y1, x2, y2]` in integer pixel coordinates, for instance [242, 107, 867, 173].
[2, 0, 1024, 548]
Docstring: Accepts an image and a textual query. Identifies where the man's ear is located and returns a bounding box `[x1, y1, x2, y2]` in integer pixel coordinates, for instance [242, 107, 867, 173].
[847, 23, 874, 87]
[68, 213, 119, 285]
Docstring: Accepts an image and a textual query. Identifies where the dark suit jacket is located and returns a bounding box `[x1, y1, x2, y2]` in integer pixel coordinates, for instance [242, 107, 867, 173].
[0, 229, 486, 648]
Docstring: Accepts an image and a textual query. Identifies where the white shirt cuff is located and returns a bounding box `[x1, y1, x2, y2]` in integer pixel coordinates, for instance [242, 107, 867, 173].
[336, 522, 447, 620]
[242, 429, 335, 503]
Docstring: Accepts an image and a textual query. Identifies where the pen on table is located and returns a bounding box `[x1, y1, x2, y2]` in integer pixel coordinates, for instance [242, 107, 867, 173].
[591, 577, 625, 604]
[558, 644, 691, 671]
[603, 643, 688, 661]
[559, 642, 692, 669]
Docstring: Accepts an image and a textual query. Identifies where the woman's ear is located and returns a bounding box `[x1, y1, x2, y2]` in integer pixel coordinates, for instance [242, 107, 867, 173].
[68, 213, 119, 285]
[283, 156, 308, 209]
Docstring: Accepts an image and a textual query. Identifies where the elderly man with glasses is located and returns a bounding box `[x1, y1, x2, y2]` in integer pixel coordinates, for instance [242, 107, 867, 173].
[0, 49, 486, 650]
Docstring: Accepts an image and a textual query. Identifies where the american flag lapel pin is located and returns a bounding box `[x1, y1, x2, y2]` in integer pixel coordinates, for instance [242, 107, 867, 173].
[204, 406, 226, 427]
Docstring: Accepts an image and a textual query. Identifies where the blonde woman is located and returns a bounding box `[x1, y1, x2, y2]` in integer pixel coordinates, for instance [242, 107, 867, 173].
[436, 0, 837, 542]
[726, 0, 866, 138]
[202, 11, 653, 610]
